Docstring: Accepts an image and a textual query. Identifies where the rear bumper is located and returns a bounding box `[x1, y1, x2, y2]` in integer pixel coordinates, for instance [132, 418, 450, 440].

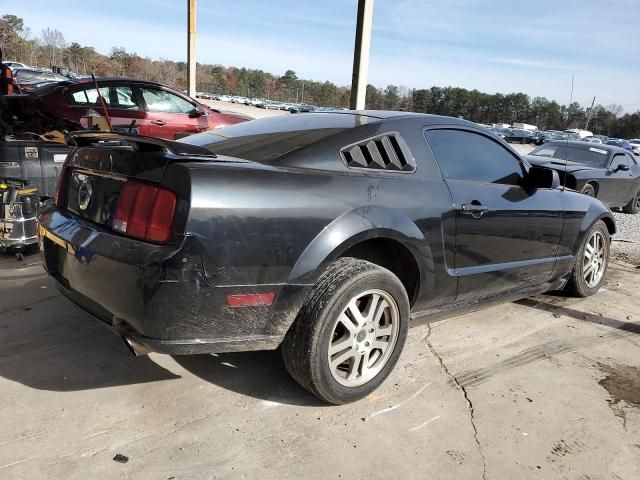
[38, 206, 308, 355]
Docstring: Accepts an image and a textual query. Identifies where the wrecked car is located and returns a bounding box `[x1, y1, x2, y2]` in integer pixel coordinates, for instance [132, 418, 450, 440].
[7, 78, 251, 140]
[38, 112, 615, 404]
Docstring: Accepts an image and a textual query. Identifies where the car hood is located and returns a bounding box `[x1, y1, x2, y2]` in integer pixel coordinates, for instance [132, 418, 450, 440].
[525, 155, 598, 174]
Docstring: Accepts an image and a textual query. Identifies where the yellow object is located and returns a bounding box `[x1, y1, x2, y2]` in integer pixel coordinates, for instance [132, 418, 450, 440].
[17, 187, 38, 195]
[0, 184, 7, 190]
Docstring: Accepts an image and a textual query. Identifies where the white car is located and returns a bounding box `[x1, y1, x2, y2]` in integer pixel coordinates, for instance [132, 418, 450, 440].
[629, 139, 640, 154]
[4, 61, 27, 70]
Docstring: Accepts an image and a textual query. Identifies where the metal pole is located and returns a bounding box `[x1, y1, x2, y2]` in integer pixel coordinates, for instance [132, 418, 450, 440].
[187, 0, 197, 98]
[585, 96, 596, 130]
[350, 0, 374, 110]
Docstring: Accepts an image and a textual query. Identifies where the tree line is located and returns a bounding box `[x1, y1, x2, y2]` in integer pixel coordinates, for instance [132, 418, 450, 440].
[1, 14, 638, 138]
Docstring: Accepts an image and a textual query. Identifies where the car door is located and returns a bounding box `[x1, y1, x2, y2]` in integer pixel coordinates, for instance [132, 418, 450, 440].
[603, 153, 636, 206]
[66, 84, 145, 133]
[425, 127, 565, 303]
[136, 86, 207, 140]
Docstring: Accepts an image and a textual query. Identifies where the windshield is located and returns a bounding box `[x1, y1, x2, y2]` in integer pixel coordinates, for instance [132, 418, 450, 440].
[529, 143, 609, 167]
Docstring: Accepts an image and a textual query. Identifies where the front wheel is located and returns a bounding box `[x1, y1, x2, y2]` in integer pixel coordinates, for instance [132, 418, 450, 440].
[563, 220, 610, 297]
[581, 184, 596, 198]
[622, 187, 640, 214]
[281, 258, 409, 404]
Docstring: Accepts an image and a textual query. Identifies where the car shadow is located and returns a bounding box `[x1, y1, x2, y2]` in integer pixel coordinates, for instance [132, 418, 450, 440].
[173, 351, 326, 407]
[517, 297, 640, 335]
[0, 274, 180, 391]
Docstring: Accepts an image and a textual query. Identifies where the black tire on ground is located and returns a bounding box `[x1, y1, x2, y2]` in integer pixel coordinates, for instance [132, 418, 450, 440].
[581, 184, 596, 198]
[622, 187, 640, 214]
[563, 220, 610, 298]
[281, 257, 410, 405]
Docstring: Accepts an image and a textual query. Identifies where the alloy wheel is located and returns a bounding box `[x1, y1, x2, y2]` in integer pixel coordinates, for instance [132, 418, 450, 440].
[327, 289, 400, 387]
[583, 231, 607, 288]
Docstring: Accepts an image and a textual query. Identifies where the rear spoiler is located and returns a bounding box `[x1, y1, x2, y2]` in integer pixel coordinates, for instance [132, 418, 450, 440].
[67, 131, 217, 158]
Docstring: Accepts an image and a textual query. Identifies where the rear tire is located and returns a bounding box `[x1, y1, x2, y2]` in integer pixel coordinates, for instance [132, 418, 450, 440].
[622, 187, 640, 214]
[563, 220, 610, 297]
[281, 258, 409, 405]
[581, 184, 596, 198]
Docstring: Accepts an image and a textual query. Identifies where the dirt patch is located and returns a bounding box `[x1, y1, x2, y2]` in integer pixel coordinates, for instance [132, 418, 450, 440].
[598, 363, 640, 408]
[597, 363, 640, 427]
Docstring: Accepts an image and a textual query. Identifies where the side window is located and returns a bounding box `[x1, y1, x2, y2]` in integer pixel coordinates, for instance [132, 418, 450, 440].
[626, 153, 638, 166]
[425, 129, 525, 185]
[68, 86, 138, 110]
[111, 86, 138, 109]
[139, 87, 196, 114]
[611, 154, 629, 170]
[69, 87, 110, 106]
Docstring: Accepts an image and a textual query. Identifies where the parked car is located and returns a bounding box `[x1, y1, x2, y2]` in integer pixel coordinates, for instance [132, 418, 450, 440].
[503, 128, 534, 143]
[3, 61, 27, 70]
[628, 139, 640, 153]
[15, 78, 251, 140]
[289, 103, 316, 113]
[565, 129, 593, 139]
[530, 131, 557, 145]
[605, 139, 640, 156]
[580, 136, 603, 144]
[195, 92, 212, 100]
[526, 141, 640, 213]
[39, 112, 615, 404]
[13, 68, 69, 92]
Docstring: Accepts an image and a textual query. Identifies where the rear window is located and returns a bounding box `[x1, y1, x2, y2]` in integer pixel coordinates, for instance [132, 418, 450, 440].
[180, 114, 361, 163]
[529, 144, 608, 167]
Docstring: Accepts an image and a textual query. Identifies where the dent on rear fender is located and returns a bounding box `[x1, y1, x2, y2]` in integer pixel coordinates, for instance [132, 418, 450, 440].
[286, 205, 428, 285]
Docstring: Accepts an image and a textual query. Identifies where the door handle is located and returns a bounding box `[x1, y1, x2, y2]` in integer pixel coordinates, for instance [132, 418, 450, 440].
[150, 120, 166, 126]
[461, 202, 489, 218]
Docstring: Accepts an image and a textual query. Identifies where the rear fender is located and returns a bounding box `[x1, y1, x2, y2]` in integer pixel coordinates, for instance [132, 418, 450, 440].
[287, 205, 431, 288]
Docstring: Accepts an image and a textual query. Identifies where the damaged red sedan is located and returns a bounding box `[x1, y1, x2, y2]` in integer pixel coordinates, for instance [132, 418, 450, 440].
[15, 78, 251, 140]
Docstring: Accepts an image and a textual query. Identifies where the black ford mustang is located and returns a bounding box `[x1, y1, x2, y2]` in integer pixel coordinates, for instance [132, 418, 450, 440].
[525, 141, 640, 213]
[39, 112, 615, 404]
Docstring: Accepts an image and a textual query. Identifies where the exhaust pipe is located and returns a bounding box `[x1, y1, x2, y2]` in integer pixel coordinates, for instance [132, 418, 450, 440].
[121, 334, 151, 356]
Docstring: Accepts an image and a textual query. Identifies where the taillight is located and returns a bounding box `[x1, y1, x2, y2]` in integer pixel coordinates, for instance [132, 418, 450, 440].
[113, 180, 176, 244]
[54, 165, 69, 207]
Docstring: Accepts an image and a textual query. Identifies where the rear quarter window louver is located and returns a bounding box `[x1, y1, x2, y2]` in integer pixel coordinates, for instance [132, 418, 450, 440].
[341, 132, 416, 173]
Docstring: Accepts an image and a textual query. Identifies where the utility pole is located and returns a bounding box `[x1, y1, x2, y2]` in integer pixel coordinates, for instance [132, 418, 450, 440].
[585, 96, 596, 130]
[349, 0, 374, 110]
[301, 81, 305, 103]
[187, 0, 197, 98]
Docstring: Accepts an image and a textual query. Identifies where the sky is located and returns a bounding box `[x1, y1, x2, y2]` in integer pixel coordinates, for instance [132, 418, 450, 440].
[7, 0, 640, 109]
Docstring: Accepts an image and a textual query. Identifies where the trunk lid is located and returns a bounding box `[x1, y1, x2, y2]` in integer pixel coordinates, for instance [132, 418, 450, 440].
[59, 132, 218, 227]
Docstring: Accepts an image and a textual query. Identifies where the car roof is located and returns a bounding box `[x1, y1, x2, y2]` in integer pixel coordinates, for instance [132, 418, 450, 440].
[543, 140, 630, 155]
[73, 77, 168, 88]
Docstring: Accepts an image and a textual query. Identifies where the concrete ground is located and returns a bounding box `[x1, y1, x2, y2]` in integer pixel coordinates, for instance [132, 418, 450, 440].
[1, 245, 639, 479]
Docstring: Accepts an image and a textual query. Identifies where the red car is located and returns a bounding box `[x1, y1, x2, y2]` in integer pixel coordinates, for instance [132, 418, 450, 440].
[23, 78, 251, 140]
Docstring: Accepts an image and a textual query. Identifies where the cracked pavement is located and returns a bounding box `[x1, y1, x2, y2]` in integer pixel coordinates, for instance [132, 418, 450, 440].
[1, 252, 640, 479]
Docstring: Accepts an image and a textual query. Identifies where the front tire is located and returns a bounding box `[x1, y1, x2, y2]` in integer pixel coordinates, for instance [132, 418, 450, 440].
[563, 220, 610, 297]
[281, 258, 409, 405]
[622, 187, 640, 214]
[581, 184, 596, 198]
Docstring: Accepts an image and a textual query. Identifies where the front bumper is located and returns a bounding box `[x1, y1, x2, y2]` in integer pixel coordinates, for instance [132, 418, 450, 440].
[38, 207, 308, 355]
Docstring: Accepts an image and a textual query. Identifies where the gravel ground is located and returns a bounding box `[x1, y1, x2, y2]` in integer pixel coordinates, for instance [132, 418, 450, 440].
[611, 210, 640, 266]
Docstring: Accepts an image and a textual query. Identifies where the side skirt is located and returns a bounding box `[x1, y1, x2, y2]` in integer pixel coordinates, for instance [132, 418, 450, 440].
[409, 278, 567, 327]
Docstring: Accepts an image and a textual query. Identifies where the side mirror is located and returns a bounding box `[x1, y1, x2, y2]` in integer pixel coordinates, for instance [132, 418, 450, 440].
[526, 165, 560, 189]
[614, 164, 630, 172]
[189, 107, 205, 118]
